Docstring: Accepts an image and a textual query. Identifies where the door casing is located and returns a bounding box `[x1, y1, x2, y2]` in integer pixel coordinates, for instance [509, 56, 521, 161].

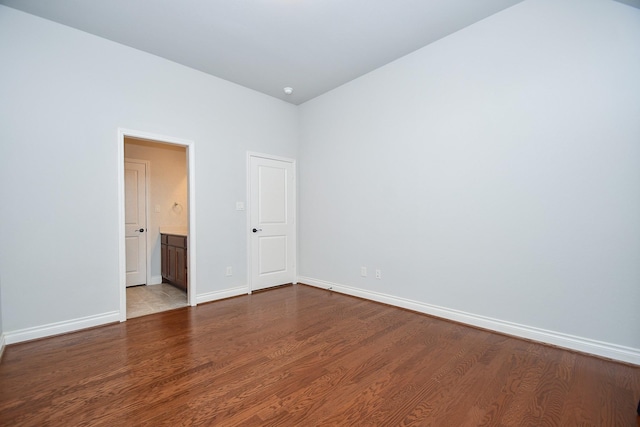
[118, 128, 197, 321]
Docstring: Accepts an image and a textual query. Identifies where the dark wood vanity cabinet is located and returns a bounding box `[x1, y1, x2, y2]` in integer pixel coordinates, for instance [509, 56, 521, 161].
[161, 234, 187, 291]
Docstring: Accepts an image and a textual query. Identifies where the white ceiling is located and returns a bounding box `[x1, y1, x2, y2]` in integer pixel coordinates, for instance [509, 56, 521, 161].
[0, 0, 525, 104]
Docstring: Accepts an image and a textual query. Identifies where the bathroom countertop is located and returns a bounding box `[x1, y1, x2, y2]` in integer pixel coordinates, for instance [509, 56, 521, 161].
[159, 226, 188, 236]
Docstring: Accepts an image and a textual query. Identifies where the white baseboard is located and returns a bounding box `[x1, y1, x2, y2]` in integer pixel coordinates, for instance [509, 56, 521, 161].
[149, 275, 163, 285]
[298, 276, 640, 366]
[196, 285, 249, 305]
[3, 311, 120, 345]
[0, 333, 5, 361]
[2, 285, 249, 346]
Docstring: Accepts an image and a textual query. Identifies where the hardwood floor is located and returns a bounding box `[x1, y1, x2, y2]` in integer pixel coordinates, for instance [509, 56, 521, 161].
[1, 284, 638, 426]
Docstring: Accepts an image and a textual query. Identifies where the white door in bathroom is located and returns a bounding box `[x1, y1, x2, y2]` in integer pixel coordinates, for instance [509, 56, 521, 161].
[124, 160, 148, 286]
[249, 154, 296, 291]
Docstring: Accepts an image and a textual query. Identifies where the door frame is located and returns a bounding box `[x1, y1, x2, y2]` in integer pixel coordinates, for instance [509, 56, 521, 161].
[118, 128, 197, 321]
[124, 158, 151, 287]
[246, 151, 297, 293]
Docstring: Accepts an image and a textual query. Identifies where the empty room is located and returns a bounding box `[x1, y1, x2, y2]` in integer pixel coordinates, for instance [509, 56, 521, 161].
[0, 0, 639, 425]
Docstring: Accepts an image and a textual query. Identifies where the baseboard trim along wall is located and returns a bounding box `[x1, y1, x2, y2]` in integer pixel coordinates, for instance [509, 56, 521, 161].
[3, 311, 120, 345]
[196, 285, 249, 305]
[298, 276, 640, 366]
[2, 286, 248, 346]
[149, 275, 163, 285]
[4, 281, 637, 365]
[0, 334, 5, 361]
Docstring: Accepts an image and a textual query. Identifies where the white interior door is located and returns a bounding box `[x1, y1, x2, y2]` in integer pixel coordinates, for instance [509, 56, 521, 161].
[249, 154, 296, 291]
[125, 160, 147, 287]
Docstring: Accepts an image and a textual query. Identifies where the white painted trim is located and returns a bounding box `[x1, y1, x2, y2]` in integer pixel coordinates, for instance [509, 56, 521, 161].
[246, 151, 297, 293]
[196, 286, 250, 305]
[245, 153, 252, 295]
[247, 151, 297, 164]
[298, 276, 640, 366]
[3, 311, 120, 345]
[186, 143, 197, 307]
[124, 158, 151, 287]
[118, 128, 198, 323]
[149, 275, 163, 285]
[117, 132, 126, 322]
[0, 334, 5, 361]
[292, 158, 298, 285]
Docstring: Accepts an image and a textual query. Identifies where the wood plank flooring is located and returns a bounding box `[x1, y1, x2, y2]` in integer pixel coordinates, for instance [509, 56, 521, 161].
[1, 284, 638, 426]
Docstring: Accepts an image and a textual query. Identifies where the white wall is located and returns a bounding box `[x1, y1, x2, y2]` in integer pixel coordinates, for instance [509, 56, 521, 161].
[298, 0, 640, 360]
[0, 274, 4, 356]
[124, 139, 188, 282]
[0, 6, 297, 334]
[2, 0, 639, 364]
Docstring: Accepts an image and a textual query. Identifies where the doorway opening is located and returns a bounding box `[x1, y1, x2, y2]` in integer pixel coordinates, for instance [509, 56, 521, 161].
[118, 129, 197, 322]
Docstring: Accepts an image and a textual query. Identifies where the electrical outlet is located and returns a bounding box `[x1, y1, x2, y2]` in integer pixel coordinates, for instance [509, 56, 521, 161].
[375, 269, 381, 279]
[360, 267, 367, 277]
[226, 266, 233, 276]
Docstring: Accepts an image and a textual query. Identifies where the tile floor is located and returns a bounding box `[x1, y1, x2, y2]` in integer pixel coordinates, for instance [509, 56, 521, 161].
[126, 283, 188, 319]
